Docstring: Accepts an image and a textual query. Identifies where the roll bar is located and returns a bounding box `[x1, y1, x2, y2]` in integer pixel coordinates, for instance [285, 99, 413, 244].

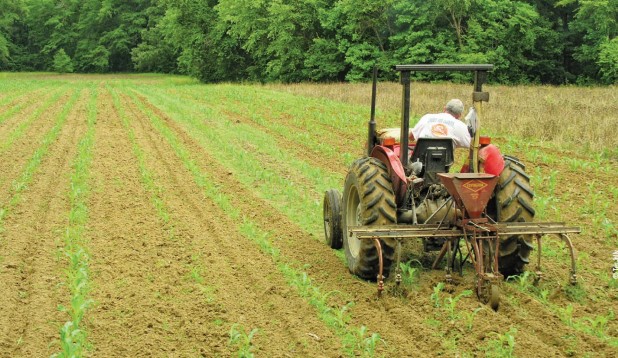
[388, 64, 493, 170]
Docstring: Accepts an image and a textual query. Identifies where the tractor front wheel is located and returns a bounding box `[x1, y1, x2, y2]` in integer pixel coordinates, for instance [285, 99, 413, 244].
[323, 189, 343, 249]
[342, 157, 397, 280]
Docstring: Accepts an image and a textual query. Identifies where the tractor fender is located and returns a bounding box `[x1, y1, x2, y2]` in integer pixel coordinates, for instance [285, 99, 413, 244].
[479, 144, 505, 176]
[371, 145, 408, 206]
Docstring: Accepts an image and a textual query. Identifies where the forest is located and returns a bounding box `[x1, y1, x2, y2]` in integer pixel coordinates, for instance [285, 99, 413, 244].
[0, 0, 617, 85]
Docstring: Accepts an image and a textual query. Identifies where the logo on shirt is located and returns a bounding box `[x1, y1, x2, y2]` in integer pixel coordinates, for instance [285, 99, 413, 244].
[431, 123, 449, 137]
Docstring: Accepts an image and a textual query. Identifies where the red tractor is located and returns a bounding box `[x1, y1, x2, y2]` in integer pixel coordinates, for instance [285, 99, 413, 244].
[323, 64, 579, 309]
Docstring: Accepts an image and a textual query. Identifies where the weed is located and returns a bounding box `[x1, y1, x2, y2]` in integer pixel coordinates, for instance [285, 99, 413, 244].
[563, 282, 586, 303]
[228, 324, 259, 358]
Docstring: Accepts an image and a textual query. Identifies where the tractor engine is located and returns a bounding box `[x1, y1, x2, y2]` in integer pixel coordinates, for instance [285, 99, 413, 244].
[415, 184, 456, 225]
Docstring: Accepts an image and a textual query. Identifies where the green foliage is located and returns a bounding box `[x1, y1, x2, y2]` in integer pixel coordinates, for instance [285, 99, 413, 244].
[53, 49, 74, 73]
[3, 0, 617, 82]
[598, 37, 618, 84]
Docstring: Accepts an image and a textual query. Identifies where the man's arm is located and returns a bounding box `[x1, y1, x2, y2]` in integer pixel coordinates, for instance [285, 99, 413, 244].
[454, 121, 472, 148]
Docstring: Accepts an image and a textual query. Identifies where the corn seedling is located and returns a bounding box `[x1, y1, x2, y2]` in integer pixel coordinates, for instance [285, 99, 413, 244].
[464, 307, 483, 331]
[443, 290, 473, 321]
[355, 325, 384, 358]
[558, 304, 575, 326]
[506, 270, 533, 291]
[399, 260, 420, 287]
[228, 324, 259, 358]
[54, 87, 97, 357]
[481, 327, 517, 358]
[583, 310, 614, 339]
[431, 282, 445, 308]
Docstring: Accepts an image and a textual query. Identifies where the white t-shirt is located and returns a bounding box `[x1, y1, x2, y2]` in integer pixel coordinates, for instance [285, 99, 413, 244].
[411, 112, 471, 148]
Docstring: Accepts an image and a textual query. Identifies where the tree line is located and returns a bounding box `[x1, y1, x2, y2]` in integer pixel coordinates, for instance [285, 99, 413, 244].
[0, 0, 616, 84]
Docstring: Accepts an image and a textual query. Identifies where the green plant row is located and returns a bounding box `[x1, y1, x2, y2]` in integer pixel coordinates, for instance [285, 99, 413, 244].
[0, 85, 41, 110]
[508, 272, 617, 347]
[160, 84, 367, 163]
[128, 86, 341, 238]
[0, 88, 81, 232]
[0, 87, 67, 154]
[54, 87, 98, 357]
[0, 88, 47, 125]
[124, 89, 385, 357]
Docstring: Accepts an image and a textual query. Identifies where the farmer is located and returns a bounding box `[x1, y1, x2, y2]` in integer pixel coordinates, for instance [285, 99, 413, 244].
[411, 98, 471, 148]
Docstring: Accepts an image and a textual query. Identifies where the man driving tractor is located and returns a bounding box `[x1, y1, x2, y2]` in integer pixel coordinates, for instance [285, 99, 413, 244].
[411, 98, 504, 176]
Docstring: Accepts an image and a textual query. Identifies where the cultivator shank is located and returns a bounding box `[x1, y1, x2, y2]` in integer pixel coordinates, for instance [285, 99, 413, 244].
[349, 172, 581, 309]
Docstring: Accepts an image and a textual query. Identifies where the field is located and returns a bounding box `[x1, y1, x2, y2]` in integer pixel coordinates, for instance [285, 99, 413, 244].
[0, 73, 616, 357]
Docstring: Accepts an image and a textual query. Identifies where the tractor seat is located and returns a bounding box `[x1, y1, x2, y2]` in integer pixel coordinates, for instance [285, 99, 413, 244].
[409, 138, 454, 184]
[376, 128, 414, 144]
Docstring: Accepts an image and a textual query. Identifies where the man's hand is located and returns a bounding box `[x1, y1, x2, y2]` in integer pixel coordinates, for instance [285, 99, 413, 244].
[465, 107, 477, 136]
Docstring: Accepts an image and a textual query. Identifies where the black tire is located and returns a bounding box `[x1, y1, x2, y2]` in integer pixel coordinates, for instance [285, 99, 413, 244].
[488, 156, 536, 277]
[342, 157, 397, 280]
[323, 189, 343, 249]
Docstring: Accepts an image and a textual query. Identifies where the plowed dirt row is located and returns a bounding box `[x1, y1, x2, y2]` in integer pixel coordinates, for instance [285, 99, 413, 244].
[0, 89, 73, 202]
[0, 88, 49, 127]
[86, 88, 220, 356]
[0, 88, 90, 356]
[84, 87, 338, 356]
[120, 90, 341, 356]
[0, 89, 43, 121]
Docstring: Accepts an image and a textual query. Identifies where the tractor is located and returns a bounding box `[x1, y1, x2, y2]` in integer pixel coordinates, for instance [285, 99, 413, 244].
[322, 64, 580, 310]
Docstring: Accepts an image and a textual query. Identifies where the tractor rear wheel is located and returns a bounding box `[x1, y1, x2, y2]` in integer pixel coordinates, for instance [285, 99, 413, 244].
[488, 156, 536, 277]
[342, 157, 397, 280]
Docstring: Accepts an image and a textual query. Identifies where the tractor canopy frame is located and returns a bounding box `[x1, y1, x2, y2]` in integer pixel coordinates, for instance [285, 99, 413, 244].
[368, 64, 494, 172]
[354, 64, 581, 308]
